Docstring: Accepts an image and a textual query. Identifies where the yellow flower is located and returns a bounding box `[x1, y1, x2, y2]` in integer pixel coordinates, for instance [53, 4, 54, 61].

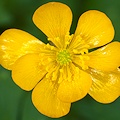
[1, 2, 120, 118]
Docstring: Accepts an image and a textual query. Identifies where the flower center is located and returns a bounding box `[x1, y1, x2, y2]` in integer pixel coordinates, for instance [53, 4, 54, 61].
[57, 50, 71, 65]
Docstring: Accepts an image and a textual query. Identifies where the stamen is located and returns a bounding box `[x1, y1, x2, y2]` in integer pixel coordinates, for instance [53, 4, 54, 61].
[73, 48, 88, 55]
[52, 67, 59, 81]
[49, 41, 56, 47]
[64, 33, 73, 49]
[45, 64, 60, 81]
[45, 61, 56, 72]
[70, 63, 80, 81]
[66, 65, 72, 82]
[80, 49, 88, 55]
[58, 68, 64, 83]
[69, 35, 83, 49]
[81, 56, 89, 70]
[73, 48, 90, 70]
[40, 33, 91, 84]
[45, 43, 57, 51]
[48, 37, 61, 48]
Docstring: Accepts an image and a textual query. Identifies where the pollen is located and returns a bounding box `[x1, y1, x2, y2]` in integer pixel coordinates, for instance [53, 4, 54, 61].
[57, 50, 71, 65]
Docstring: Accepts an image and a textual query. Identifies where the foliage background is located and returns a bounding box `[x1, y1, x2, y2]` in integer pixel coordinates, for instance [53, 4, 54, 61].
[0, 0, 120, 120]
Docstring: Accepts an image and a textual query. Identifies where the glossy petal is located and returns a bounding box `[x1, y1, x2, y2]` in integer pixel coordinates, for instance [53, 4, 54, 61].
[87, 42, 120, 71]
[33, 2, 72, 39]
[88, 68, 120, 103]
[74, 10, 114, 48]
[0, 29, 44, 70]
[12, 54, 46, 91]
[32, 78, 71, 118]
[57, 63, 92, 102]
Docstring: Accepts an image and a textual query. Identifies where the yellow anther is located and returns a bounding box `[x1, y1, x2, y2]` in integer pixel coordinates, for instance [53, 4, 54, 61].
[41, 61, 46, 65]
[83, 49, 88, 54]
[85, 56, 90, 60]
[73, 49, 78, 54]
[48, 58, 52, 62]
[75, 66, 79, 73]
[52, 71, 58, 81]
[46, 72, 51, 78]
[82, 64, 88, 70]
[48, 37, 52, 41]
[67, 66, 72, 82]
[55, 37, 60, 41]
[74, 53, 89, 70]
[58, 74, 63, 83]
[79, 49, 88, 55]
[65, 41, 70, 45]
[80, 51, 84, 55]
[48, 37, 61, 48]
[45, 43, 50, 49]
[45, 62, 55, 72]
[75, 35, 82, 42]
[84, 44, 90, 48]
[60, 68, 63, 73]
[79, 55, 83, 60]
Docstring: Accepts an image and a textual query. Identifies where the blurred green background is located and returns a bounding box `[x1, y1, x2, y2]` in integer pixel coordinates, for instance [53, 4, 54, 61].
[0, 0, 120, 120]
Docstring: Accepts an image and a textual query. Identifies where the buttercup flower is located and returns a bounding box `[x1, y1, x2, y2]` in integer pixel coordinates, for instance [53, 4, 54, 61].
[1, 2, 120, 118]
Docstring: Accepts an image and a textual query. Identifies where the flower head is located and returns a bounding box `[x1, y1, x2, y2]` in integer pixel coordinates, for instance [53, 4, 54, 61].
[1, 2, 120, 118]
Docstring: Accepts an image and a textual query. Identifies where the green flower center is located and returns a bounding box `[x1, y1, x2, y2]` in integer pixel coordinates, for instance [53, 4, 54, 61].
[57, 50, 71, 65]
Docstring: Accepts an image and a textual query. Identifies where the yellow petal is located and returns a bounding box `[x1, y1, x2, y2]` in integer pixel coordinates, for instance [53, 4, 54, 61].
[88, 68, 120, 103]
[0, 29, 44, 70]
[32, 78, 71, 118]
[12, 54, 46, 91]
[57, 63, 92, 102]
[87, 42, 120, 71]
[33, 2, 72, 39]
[74, 10, 114, 48]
